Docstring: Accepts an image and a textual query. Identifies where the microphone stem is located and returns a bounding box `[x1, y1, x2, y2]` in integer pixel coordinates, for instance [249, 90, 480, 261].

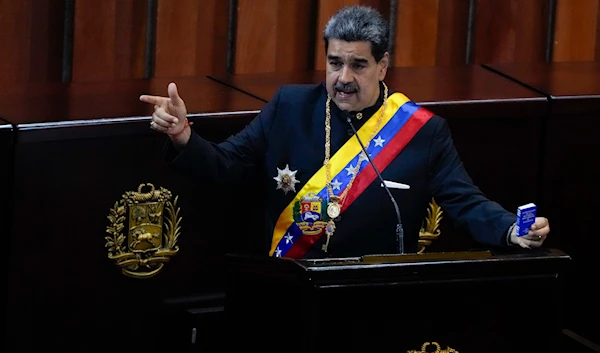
[346, 117, 405, 254]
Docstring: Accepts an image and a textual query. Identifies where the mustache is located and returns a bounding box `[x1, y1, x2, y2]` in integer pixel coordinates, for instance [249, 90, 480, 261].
[334, 82, 359, 94]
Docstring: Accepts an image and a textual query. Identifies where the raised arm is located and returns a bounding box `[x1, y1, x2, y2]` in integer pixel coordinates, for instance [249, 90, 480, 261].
[140, 82, 280, 183]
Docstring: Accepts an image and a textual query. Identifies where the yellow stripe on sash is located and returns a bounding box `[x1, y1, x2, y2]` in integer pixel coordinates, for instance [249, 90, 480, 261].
[269, 93, 410, 256]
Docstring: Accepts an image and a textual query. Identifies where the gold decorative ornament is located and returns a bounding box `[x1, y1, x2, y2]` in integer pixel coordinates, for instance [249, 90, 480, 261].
[322, 82, 389, 252]
[105, 183, 182, 279]
[407, 342, 458, 353]
[418, 198, 443, 254]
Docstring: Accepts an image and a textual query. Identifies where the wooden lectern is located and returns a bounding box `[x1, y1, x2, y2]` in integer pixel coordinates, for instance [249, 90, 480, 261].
[225, 248, 570, 353]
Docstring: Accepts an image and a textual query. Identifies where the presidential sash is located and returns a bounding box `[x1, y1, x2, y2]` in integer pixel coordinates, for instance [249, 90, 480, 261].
[270, 93, 434, 258]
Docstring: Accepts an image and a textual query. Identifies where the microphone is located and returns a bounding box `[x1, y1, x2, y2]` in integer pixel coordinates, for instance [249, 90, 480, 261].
[345, 114, 405, 254]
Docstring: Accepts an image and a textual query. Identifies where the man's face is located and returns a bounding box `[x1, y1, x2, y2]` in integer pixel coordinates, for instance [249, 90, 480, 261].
[326, 39, 389, 112]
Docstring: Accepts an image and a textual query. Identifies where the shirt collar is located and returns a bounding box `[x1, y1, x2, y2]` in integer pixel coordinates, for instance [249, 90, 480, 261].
[324, 81, 386, 126]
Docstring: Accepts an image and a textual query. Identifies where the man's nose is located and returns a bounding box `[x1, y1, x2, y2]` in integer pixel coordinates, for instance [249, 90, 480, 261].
[339, 66, 354, 84]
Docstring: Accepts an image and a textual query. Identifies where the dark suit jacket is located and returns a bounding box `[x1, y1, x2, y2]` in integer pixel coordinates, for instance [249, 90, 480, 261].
[166, 83, 515, 258]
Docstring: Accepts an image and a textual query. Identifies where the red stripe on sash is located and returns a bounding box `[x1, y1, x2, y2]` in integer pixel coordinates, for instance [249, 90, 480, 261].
[284, 232, 322, 259]
[343, 107, 434, 211]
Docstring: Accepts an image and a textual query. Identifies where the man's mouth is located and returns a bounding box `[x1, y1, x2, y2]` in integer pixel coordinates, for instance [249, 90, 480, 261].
[335, 90, 357, 99]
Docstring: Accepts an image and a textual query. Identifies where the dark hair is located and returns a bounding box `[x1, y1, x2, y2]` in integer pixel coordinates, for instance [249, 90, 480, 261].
[323, 6, 389, 62]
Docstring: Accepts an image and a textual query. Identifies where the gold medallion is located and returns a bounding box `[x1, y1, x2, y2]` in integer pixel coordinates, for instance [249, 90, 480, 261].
[327, 202, 341, 219]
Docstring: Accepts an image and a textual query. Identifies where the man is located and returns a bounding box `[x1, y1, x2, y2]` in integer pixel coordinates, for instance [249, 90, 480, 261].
[140, 6, 549, 259]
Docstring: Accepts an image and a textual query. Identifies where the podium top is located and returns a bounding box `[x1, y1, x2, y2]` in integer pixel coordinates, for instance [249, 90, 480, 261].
[296, 248, 568, 267]
[226, 248, 571, 286]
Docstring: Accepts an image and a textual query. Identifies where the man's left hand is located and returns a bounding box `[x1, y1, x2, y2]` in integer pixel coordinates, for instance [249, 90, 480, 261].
[510, 217, 550, 249]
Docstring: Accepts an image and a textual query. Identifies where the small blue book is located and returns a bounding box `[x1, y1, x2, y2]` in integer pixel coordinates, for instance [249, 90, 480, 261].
[516, 203, 537, 237]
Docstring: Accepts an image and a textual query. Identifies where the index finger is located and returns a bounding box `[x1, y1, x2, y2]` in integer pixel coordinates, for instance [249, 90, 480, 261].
[139, 94, 167, 106]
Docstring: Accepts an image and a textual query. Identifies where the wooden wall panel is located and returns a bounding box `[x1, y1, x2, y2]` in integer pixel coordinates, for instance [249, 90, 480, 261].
[154, 0, 229, 77]
[72, 0, 147, 82]
[3, 1, 600, 83]
[553, 0, 599, 61]
[596, 2, 600, 60]
[314, 0, 389, 70]
[234, 0, 313, 74]
[314, 0, 469, 69]
[473, 0, 549, 64]
[0, 0, 31, 85]
[28, 1, 65, 83]
[393, 0, 441, 67]
[435, 0, 470, 66]
[0, 0, 64, 86]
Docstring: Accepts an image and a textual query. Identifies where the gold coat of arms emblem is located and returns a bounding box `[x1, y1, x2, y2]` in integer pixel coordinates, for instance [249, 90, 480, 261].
[407, 342, 458, 353]
[105, 183, 182, 278]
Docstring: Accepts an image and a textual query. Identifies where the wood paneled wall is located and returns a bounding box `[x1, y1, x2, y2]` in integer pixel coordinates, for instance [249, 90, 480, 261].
[1, 0, 599, 85]
[71, 0, 148, 81]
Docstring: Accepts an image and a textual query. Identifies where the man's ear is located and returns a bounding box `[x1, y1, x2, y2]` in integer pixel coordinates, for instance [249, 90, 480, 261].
[378, 52, 389, 81]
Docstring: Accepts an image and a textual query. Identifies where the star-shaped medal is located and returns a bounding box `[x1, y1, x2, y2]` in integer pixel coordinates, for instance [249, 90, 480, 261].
[273, 164, 300, 195]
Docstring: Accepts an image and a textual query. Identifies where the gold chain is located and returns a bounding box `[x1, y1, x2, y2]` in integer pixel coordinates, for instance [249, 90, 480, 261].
[321, 82, 388, 252]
